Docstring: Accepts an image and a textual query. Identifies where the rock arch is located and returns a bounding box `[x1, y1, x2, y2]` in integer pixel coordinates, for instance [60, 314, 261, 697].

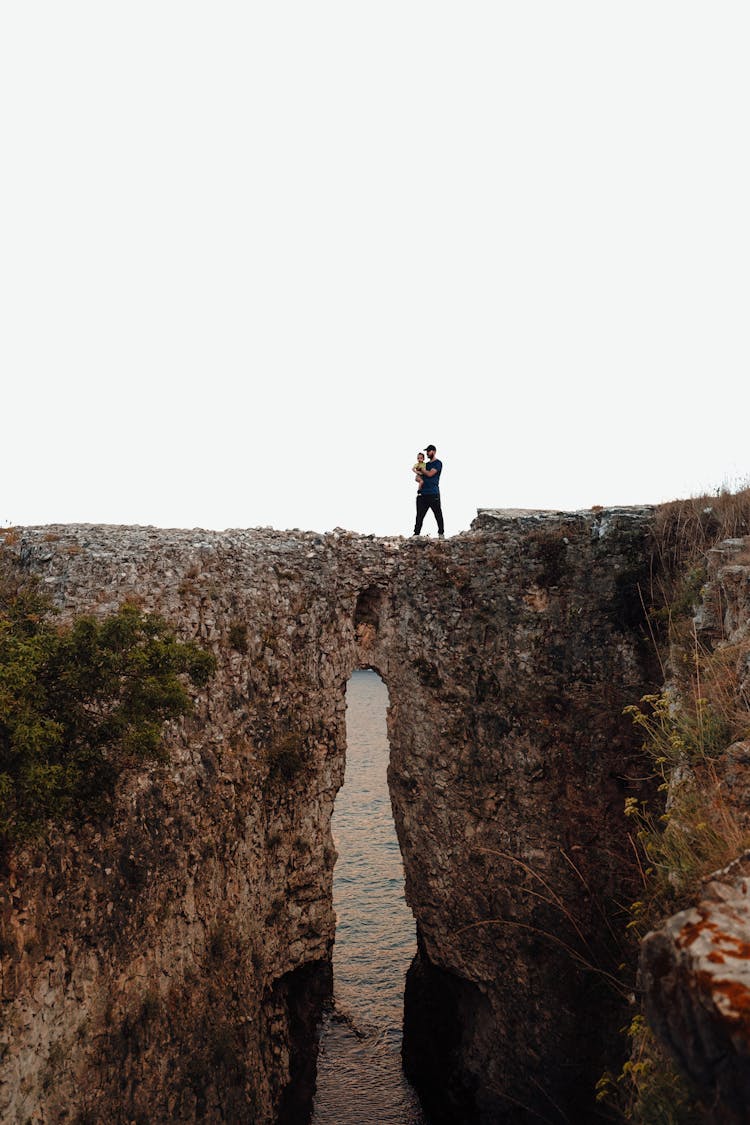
[0, 510, 657, 1123]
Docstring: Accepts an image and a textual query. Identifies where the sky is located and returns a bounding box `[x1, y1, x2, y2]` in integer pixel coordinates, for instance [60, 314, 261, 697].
[2, 3, 748, 538]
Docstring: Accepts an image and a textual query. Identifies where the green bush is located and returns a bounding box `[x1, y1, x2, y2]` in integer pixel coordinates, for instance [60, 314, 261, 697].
[597, 1016, 703, 1123]
[0, 557, 216, 846]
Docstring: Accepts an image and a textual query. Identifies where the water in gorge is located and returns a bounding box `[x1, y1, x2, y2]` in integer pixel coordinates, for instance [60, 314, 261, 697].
[311, 670, 425, 1125]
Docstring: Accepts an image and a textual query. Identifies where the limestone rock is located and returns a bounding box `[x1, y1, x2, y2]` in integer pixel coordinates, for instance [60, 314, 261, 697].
[640, 853, 750, 1124]
[0, 512, 659, 1122]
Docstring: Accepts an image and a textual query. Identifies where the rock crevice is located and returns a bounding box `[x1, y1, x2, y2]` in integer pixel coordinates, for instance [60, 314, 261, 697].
[1, 511, 658, 1122]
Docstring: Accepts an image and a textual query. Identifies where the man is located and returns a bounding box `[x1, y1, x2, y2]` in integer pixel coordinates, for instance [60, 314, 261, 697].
[413, 443, 444, 537]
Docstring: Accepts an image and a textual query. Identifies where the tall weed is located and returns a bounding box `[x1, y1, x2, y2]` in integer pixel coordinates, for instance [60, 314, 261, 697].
[605, 487, 750, 1121]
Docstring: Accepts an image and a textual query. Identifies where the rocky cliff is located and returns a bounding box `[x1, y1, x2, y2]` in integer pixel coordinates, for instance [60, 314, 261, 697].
[0, 510, 661, 1122]
[638, 535, 750, 1122]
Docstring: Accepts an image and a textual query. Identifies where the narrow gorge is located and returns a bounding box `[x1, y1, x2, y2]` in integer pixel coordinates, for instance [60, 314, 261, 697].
[2, 507, 748, 1122]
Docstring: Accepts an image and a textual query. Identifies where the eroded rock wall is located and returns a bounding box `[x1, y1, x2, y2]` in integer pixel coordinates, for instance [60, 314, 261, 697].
[640, 853, 750, 1125]
[639, 536, 750, 1122]
[0, 512, 658, 1122]
[0, 527, 350, 1123]
[388, 509, 657, 1123]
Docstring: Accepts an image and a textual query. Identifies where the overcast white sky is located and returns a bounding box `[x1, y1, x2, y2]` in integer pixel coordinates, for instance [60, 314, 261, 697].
[2, 3, 748, 537]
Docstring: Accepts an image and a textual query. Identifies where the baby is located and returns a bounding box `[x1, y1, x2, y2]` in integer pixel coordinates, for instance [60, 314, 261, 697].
[412, 451, 426, 491]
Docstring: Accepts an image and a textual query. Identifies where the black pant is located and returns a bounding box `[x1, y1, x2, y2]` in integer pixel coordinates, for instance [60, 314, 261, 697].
[414, 493, 444, 535]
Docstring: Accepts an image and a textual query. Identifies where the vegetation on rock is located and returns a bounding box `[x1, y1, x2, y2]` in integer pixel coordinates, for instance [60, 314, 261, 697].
[0, 554, 216, 847]
[603, 487, 750, 1121]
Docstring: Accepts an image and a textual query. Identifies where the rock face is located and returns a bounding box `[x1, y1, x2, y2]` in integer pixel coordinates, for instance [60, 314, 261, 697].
[0, 510, 659, 1123]
[638, 535, 750, 1122]
[640, 854, 750, 1125]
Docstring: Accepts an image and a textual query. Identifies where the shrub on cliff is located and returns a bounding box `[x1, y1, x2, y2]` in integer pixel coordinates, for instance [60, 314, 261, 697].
[605, 619, 750, 1119]
[0, 558, 216, 847]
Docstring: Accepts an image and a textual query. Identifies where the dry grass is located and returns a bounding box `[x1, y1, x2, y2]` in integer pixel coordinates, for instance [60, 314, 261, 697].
[608, 491, 750, 1119]
[609, 665, 750, 1120]
[673, 636, 750, 744]
[650, 486, 750, 581]
[626, 759, 750, 928]
[624, 624, 750, 932]
[642, 485, 750, 683]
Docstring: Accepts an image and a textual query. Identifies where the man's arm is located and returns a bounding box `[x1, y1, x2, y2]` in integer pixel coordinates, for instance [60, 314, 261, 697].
[422, 467, 438, 477]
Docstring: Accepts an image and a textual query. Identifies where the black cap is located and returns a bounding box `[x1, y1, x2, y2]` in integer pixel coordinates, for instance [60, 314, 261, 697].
[425, 444, 436, 452]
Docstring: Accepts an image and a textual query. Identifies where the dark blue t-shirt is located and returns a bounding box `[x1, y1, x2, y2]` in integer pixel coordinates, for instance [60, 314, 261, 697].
[421, 458, 442, 496]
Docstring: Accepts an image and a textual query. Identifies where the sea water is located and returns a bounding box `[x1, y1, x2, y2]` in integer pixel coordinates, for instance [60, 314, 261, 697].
[311, 670, 424, 1125]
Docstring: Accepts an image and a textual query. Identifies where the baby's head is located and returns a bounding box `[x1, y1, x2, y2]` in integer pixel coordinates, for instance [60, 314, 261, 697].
[416, 451, 425, 463]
